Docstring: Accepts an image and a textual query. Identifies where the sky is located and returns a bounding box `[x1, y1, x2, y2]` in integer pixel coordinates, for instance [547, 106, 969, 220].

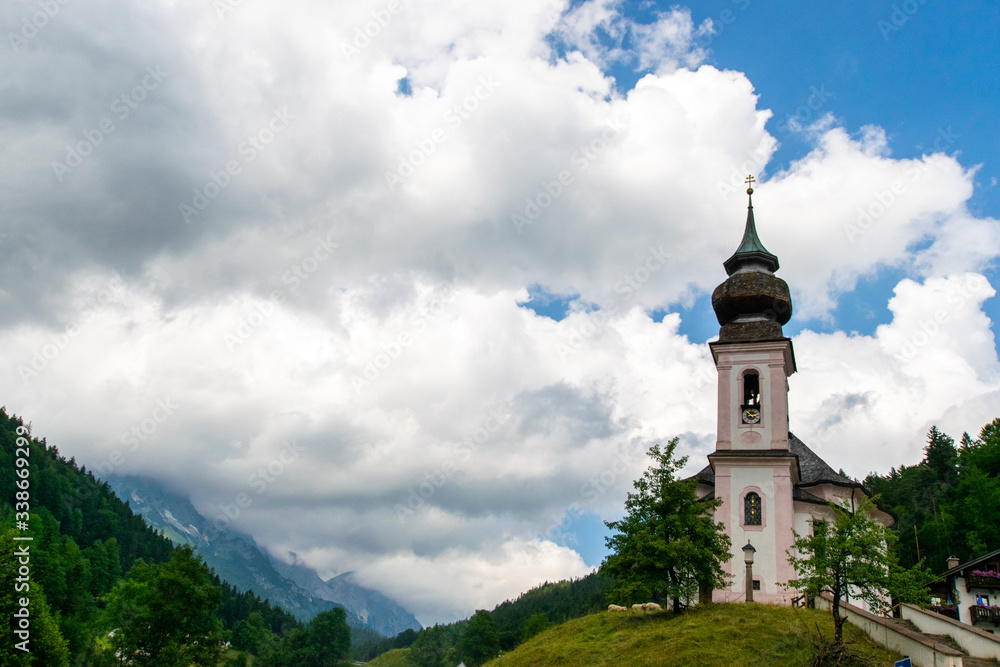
[2, 0, 998, 626]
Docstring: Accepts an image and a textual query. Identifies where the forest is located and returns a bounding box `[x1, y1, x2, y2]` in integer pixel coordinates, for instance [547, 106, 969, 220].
[864, 419, 1000, 573]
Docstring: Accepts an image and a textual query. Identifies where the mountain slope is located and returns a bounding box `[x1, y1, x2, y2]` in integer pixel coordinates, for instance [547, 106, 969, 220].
[269, 554, 421, 636]
[105, 474, 420, 636]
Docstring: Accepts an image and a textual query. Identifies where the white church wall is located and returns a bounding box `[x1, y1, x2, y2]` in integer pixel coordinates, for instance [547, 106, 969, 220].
[730, 466, 777, 593]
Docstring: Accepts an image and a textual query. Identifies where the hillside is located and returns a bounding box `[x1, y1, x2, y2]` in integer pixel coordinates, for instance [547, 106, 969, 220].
[0, 407, 301, 663]
[483, 604, 901, 667]
[105, 474, 421, 636]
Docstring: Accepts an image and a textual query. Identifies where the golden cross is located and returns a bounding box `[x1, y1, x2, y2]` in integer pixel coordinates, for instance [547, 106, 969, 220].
[745, 174, 755, 195]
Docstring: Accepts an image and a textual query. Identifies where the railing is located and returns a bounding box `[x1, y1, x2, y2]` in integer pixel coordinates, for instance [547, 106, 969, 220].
[966, 574, 1000, 591]
[970, 605, 1000, 626]
[929, 605, 960, 621]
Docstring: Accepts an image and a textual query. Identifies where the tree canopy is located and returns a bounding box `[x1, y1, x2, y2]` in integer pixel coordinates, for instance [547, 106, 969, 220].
[454, 610, 500, 667]
[787, 496, 929, 645]
[864, 420, 1000, 572]
[600, 438, 730, 612]
[97, 545, 225, 666]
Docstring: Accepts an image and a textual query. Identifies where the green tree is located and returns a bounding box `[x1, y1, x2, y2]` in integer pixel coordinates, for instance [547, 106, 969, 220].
[305, 607, 351, 666]
[960, 418, 1000, 477]
[409, 625, 451, 667]
[787, 496, 929, 645]
[230, 612, 270, 655]
[98, 546, 224, 666]
[600, 438, 730, 612]
[455, 610, 499, 666]
[0, 528, 70, 666]
[924, 426, 958, 484]
[520, 612, 549, 641]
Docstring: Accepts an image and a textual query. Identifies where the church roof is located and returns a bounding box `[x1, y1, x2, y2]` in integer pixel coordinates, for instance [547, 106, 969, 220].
[690, 432, 861, 491]
[788, 432, 860, 488]
[711, 183, 793, 342]
[722, 192, 780, 276]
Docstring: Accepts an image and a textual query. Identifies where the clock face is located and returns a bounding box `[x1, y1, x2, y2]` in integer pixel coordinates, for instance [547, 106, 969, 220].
[742, 408, 760, 424]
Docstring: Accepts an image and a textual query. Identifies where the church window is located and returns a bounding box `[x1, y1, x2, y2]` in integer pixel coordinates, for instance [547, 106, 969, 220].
[743, 372, 760, 407]
[741, 372, 761, 424]
[744, 492, 762, 525]
[752, 580, 761, 591]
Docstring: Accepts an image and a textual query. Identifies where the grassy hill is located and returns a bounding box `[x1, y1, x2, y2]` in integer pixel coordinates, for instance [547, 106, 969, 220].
[365, 647, 412, 665]
[477, 603, 902, 667]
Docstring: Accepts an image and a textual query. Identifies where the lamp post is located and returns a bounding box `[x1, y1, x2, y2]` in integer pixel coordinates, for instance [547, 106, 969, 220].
[743, 540, 756, 602]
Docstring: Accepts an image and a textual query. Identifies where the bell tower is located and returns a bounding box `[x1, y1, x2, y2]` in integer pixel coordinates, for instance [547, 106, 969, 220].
[710, 176, 796, 451]
[708, 176, 799, 603]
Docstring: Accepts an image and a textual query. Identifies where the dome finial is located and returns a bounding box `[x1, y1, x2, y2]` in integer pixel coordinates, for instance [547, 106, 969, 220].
[745, 174, 755, 195]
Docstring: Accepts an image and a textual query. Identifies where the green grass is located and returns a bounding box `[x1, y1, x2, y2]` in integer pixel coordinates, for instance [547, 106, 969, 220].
[484, 603, 903, 667]
[363, 647, 412, 666]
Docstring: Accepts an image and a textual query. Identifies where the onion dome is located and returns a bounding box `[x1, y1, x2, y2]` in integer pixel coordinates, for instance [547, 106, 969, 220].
[711, 177, 793, 342]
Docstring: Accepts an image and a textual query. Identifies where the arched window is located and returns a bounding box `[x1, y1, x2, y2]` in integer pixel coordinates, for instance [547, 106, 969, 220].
[744, 492, 762, 526]
[743, 371, 760, 407]
[741, 371, 762, 424]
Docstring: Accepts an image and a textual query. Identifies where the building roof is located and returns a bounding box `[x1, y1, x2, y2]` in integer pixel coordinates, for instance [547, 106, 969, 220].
[690, 431, 860, 490]
[788, 432, 860, 488]
[939, 547, 1000, 579]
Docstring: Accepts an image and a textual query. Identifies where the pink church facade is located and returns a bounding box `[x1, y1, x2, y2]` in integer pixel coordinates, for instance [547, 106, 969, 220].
[691, 184, 893, 605]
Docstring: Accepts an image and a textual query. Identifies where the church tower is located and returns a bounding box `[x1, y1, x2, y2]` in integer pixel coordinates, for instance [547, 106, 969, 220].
[707, 177, 799, 603]
[691, 176, 894, 604]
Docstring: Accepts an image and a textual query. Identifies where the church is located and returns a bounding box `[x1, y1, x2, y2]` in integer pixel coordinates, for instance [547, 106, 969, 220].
[691, 178, 894, 604]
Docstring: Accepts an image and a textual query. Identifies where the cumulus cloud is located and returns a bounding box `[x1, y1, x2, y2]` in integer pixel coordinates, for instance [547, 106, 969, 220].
[1, 0, 998, 624]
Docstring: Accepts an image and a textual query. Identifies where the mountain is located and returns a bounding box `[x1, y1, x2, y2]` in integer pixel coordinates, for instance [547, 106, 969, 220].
[105, 475, 421, 636]
[270, 553, 423, 637]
